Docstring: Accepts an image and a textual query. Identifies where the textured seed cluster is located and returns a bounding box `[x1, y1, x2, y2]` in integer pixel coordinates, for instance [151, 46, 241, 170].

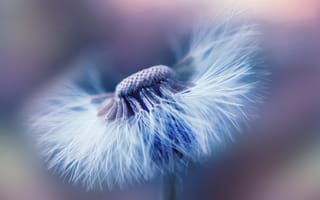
[115, 65, 174, 97]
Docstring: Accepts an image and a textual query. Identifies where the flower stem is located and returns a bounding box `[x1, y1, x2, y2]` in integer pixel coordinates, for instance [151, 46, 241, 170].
[162, 173, 176, 200]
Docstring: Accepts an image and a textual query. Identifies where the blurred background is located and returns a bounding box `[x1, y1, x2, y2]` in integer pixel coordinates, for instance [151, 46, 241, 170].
[1, 0, 320, 199]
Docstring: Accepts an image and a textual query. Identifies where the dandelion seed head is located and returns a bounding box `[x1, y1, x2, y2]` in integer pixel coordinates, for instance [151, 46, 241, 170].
[26, 21, 267, 190]
[98, 65, 190, 122]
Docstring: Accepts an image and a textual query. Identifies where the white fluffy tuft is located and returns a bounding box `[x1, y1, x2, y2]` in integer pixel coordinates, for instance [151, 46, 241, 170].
[27, 22, 265, 190]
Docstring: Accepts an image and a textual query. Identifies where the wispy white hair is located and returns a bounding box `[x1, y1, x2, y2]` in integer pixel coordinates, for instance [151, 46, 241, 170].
[27, 22, 265, 190]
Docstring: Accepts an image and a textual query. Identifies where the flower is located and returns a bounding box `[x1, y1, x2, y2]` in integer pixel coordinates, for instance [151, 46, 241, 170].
[27, 23, 265, 190]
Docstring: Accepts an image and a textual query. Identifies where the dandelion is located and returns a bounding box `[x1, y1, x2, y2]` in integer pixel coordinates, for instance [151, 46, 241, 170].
[27, 22, 265, 190]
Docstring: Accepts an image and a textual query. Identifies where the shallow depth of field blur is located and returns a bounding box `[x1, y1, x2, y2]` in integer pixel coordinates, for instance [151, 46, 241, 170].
[1, 0, 320, 200]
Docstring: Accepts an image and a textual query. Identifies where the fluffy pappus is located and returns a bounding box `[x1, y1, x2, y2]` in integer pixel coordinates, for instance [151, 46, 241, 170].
[26, 21, 266, 190]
